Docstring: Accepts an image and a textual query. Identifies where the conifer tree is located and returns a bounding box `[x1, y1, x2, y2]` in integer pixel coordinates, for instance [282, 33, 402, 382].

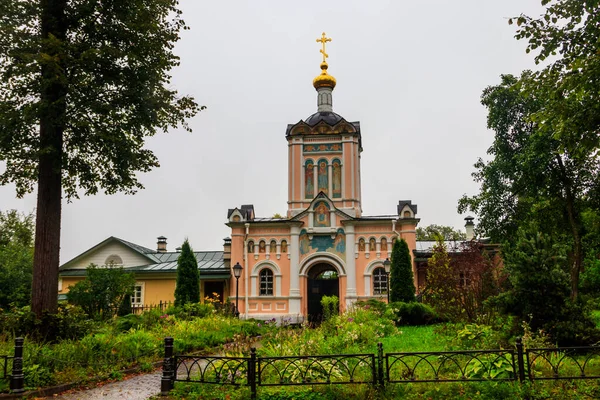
[174, 240, 200, 307]
[390, 238, 416, 303]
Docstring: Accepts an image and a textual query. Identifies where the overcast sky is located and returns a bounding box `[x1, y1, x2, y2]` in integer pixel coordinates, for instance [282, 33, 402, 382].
[1, 0, 547, 263]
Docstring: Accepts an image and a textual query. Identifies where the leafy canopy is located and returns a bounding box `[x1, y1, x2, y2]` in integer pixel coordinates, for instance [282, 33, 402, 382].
[67, 263, 135, 319]
[0, 210, 34, 309]
[416, 224, 466, 241]
[0, 0, 202, 198]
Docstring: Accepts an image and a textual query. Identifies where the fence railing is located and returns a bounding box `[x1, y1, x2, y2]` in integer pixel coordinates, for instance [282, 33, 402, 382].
[160, 337, 600, 399]
[1, 355, 13, 380]
[131, 300, 173, 314]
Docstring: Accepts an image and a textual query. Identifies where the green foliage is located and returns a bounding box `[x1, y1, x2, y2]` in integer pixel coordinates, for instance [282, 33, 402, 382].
[66, 264, 135, 319]
[0, 0, 201, 317]
[166, 302, 214, 320]
[389, 239, 416, 303]
[461, 0, 600, 302]
[423, 238, 462, 321]
[117, 293, 132, 316]
[416, 224, 466, 241]
[320, 295, 339, 321]
[174, 240, 200, 307]
[0, 210, 34, 309]
[389, 301, 440, 326]
[0, 303, 95, 342]
[492, 225, 600, 346]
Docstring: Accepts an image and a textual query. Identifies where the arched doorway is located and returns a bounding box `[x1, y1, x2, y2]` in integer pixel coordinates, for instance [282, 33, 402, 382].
[307, 263, 339, 323]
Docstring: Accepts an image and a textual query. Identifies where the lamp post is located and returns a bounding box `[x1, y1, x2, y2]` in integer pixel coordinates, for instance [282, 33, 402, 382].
[232, 262, 243, 318]
[383, 258, 391, 304]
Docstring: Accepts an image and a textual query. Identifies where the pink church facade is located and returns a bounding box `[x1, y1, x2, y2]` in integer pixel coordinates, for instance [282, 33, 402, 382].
[226, 41, 419, 322]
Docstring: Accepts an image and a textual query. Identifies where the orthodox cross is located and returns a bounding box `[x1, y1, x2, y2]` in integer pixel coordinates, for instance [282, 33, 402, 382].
[316, 32, 332, 62]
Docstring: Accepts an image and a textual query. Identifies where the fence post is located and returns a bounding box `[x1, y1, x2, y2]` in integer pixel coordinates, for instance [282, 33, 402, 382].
[9, 337, 24, 393]
[249, 347, 257, 400]
[159, 300, 163, 311]
[516, 337, 526, 382]
[377, 342, 385, 388]
[161, 337, 174, 396]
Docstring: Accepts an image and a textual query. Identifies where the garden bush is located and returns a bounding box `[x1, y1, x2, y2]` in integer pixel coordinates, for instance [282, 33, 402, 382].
[0, 304, 96, 342]
[389, 301, 440, 326]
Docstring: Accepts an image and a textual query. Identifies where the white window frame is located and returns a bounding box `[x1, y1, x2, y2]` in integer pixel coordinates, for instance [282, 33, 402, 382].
[132, 282, 145, 305]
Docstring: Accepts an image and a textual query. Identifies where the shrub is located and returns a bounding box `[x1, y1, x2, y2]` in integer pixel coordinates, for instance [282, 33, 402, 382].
[174, 239, 200, 307]
[67, 264, 135, 319]
[0, 304, 94, 342]
[390, 239, 416, 303]
[166, 302, 214, 320]
[389, 302, 440, 326]
[320, 295, 339, 321]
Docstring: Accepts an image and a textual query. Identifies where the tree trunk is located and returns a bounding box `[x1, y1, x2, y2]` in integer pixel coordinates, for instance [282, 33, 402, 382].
[31, 0, 67, 317]
[555, 155, 582, 302]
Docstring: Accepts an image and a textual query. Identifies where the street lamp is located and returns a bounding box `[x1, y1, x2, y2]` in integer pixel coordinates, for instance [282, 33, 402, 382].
[383, 258, 391, 304]
[232, 262, 243, 318]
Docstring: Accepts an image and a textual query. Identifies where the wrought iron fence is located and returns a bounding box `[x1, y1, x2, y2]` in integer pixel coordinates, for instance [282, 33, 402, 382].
[258, 353, 376, 386]
[160, 337, 600, 399]
[1, 355, 12, 380]
[526, 346, 600, 380]
[385, 349, 517, 383]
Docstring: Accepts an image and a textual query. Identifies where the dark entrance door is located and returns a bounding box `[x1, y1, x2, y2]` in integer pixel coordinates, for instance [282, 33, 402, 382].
[307, 263, 339, 323]
[204, 281, 224, 303]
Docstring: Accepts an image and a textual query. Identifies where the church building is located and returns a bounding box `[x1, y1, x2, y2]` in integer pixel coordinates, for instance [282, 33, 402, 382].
[225, 33, 419, 322]
[58, 34, 421, 322]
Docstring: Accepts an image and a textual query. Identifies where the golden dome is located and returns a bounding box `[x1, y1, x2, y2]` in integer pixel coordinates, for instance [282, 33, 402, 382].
[313, 61, 336, 90]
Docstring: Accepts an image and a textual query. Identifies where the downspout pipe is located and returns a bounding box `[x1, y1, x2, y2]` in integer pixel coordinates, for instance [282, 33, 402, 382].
[244, 223, 250, 319]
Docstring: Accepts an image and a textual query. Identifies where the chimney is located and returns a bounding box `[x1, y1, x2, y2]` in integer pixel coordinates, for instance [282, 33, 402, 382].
[157, 236, 167, 253]
[464, 217, 475, 241]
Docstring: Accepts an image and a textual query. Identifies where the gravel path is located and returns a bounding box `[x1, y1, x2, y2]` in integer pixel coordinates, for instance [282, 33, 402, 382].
[45, 371, 162, 400]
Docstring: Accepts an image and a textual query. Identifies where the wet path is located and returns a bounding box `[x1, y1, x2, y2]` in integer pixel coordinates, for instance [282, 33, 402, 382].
[44, 371, 162, 400]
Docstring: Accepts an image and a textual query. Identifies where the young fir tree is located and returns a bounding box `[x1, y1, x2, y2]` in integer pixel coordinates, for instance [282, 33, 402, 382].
[390, 238, 416, 303]
[174, 240, 200, 307]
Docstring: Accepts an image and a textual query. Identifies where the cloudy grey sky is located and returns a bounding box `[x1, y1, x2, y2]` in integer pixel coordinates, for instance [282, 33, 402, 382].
[1, 0, 546, 263]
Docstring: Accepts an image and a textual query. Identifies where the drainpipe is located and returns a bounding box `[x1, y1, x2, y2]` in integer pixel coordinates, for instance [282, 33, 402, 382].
[244, 223, 250, 319]
[392, 219, 400, 238]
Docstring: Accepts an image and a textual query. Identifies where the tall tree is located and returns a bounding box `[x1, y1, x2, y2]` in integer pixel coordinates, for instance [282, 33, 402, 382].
[0, 210, 34, 309]
[459, 73, 599, 301]
[174, 239, 199, 307]
[416, 225, 466, 241]
[0, 0, 201, 316]
[389, 238, 416, 303]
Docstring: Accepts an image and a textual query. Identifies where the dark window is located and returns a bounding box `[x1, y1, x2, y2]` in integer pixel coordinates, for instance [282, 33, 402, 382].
[260, 269, 274, 296]
[373, 267, 388, 295]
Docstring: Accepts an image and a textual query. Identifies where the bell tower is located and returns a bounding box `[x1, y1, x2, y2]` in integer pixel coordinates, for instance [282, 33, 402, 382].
[286, 33, 363, 218]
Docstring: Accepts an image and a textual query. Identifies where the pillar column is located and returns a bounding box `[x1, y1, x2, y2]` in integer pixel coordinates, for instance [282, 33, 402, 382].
[345, 225, 357, 307]
[328, 164, 333, 196]
[289, 226, 301, 314]
[313, 164, 318, 195]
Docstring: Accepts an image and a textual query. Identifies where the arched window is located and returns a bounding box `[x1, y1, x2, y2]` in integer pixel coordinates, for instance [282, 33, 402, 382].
[281, 240, 288, 253]
[105, 254, 123, 266]
[317, 159, 328, 195]
[259, 240, 266, 253]
[270, 240, 277, 253]
[358, 238, 366, 252]
[247, 241, 255, 253]
[373, 267, 388, 295]
[369, 238, 376, 252]
[305, 160, 315, 199]
[259, 269, 274, 296]
[381, 238, 388, 251]
[332, 158, 342, 198]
